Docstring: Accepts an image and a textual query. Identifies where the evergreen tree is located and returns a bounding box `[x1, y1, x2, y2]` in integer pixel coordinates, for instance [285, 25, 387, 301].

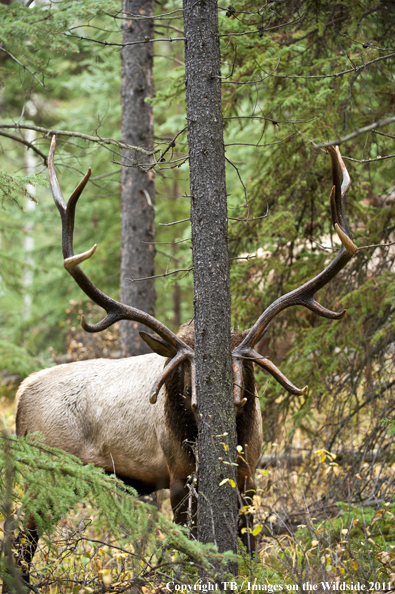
[183, 0, 238, 562]
[120, 0, 157, 357]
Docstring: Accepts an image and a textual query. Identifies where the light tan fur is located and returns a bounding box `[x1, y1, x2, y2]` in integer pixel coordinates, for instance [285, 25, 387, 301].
[16, 350, 263, 548]
[16, 354, 174, 485]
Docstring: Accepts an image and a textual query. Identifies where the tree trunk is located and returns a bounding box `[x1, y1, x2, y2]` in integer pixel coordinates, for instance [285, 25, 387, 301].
[183, 0, 238, 560]
[120, 0, 156, 357]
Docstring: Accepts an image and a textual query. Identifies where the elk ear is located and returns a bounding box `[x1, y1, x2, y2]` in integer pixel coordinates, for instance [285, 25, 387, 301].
[139, 332, 177, 358]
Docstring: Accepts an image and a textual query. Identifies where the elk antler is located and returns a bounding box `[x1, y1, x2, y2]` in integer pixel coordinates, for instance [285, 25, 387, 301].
[232, 146, 358, 401]
[48, 136, 195, 405]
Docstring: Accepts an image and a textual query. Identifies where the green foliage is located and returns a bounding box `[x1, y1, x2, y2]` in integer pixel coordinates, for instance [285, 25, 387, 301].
[0, 340, 42, 378]
[0, 0, 395, 584]
[293, 502, 395, 581]
[219, 2, 395, 477]
[0, 170, 47, 209]
[0, 0, 195, 367]
[0, 0, 120, 78]
[0, 430, 238, 591]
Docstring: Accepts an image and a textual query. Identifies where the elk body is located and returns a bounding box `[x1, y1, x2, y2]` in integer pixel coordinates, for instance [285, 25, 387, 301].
[12, 138, 359, 587]
[16, 323, 263, 516]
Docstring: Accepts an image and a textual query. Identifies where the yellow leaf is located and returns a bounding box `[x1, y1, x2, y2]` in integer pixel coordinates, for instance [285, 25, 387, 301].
[371, 509, 385, 524]
[251, 525, 262, 536]
[219, 478, 236, 488]
[351, 561, 358, 571]
[94, 557, 103, 573]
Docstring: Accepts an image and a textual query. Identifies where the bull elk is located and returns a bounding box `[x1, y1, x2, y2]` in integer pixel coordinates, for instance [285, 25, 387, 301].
[13, 138, 357, 585]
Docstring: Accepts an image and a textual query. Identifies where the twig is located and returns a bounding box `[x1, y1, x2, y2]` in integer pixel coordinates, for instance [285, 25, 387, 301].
[66, 33, 185, 47]
[315, 115, 395, 148]
[358, 241, 395, 250]
[214, 43, 237, 80]
[129, 267, 192, 282]
[0, 45, 46, 88]
[159, 218, 190, 226]
[154, 23, 184, 35]
[228, 210, 269, 222]
[342, 153, 395, 163]
[0, 123, 155, 156]
[108, 8, 184, 21]
[153, 54, 185, 66]
[225, 131, 296, 147]
[225, 156, 249, 216]
[157, 126, 187, 164]
[218, 15, 302, 38]
[141, 237, 191, 245]
[230, 254, 256, 261]
[271, 52, 395, 82]
[220, 56, 280, 85]
[224, 115, 316, 125]
[90, 168, 121, 181]
[372, 130, 395, 140]
[0, 131, 48, 164]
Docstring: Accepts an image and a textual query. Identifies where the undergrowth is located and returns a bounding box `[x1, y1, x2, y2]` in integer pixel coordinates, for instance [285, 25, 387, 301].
[0, 429, 239, 593]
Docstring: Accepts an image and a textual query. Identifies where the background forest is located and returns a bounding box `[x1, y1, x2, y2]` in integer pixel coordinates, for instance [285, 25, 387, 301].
[1, 0, 395, 591]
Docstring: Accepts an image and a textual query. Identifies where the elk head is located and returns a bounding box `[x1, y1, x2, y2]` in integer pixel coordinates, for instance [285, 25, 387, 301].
[49, 137, 357, 407]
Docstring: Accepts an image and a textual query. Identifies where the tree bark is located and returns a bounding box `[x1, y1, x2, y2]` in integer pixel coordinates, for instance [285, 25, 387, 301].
[183, 0, 238, 560]
[120, 0, 156, 357]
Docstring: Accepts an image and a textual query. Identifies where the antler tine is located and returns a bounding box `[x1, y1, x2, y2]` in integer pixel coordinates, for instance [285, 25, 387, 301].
[49, 136, 93, 263]
[149, 352, 195, 405]
[329, 145, 350, 233]
[327, 146, 357, 255]
[48, 136, 67, 215]
[233, 146, 357, 395]
[240, 349, 308, 396]
[48, 137, 191, 354]
[233, 359, 248, 408]
[255, 357, 308, 395]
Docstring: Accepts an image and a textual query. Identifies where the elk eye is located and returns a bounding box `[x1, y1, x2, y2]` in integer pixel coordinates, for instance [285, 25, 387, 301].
[185, 387, 191, 396]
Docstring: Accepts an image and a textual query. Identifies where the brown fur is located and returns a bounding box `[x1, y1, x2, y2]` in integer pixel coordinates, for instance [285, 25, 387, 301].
[162, 321, 262, 539]
[15, 321, 262, 578]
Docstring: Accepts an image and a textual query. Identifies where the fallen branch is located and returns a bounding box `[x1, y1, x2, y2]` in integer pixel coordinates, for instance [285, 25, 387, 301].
[259, 448, 392, 468]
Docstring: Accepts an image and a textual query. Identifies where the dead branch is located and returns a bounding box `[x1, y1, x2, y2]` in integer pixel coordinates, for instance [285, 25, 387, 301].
[315, 115, 395, 148]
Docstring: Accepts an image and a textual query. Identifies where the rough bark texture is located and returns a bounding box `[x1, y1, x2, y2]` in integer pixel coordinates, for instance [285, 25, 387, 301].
[183, 0, 238, 558]
[120, 0, 156, 357]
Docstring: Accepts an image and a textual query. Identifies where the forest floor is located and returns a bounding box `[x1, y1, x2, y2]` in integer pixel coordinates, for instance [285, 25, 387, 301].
[1, 389, 394, 593]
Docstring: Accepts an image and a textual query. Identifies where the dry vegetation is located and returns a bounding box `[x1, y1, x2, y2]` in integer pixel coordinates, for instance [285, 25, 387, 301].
[1, 313, 394, 594]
